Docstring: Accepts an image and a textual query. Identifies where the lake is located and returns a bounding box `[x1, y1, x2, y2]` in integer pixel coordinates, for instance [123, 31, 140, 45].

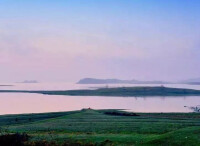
[0, 83, 200, 115]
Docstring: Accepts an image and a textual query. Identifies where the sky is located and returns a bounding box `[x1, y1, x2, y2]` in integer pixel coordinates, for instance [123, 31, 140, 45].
[0, 0, 200, 82]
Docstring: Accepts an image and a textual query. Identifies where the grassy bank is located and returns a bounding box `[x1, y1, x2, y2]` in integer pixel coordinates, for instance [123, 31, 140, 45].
[1, 86, 200, 97]
[0, 109, 200, 145]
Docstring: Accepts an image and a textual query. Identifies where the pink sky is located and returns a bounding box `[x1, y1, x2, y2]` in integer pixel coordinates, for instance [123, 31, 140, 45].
[0, 0, 200, 82]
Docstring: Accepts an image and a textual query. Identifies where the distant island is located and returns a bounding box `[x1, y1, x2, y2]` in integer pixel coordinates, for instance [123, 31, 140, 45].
[19, 80, 39, 83]
[0, 85, 13, 86]
[77, 78, 200, 85]
[77, 78, 170, 84]
[179, 78, 200, 85]
[182, 82, 200, 85]
[1, 86, 200, 97]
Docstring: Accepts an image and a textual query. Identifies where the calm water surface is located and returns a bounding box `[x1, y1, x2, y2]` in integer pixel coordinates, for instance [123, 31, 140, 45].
[0, 83, 200, 115]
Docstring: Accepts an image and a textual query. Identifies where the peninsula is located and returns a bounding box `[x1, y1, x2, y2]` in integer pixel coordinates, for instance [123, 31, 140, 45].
[1, 86, 200, 97]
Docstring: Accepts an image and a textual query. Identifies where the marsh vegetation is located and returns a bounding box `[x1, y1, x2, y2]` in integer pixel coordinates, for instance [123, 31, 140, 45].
[0, 109, 200, 145]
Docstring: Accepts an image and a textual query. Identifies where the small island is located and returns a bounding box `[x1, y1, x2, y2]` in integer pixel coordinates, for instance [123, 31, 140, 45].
[0, 85, 13, 86]
[19, 80, 39, 83]
[1, 86, 200, 97]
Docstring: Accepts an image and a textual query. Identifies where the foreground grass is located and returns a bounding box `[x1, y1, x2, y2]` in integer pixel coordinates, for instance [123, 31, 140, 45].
[0, 109, 200, 145]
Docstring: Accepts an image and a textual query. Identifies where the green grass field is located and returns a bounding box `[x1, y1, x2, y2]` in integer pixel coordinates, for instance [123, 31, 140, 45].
[0, 109, 200, 145]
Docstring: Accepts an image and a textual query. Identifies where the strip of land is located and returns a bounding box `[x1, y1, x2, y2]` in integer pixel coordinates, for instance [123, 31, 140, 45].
[0, 109, 200, 145]
[1, 86, 200, 96]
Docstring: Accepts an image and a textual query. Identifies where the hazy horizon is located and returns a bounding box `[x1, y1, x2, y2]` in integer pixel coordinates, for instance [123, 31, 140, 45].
[1, 0, 200, 83]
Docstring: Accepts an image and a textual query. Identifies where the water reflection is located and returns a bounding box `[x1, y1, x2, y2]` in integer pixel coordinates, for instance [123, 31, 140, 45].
[0, 93, 199, 115]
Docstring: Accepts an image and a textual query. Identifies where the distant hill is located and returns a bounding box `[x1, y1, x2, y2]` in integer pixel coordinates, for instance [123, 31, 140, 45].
[20, 80, 39, 83]
[180, 78, 200, 85]
[77, 78, 169, 84]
